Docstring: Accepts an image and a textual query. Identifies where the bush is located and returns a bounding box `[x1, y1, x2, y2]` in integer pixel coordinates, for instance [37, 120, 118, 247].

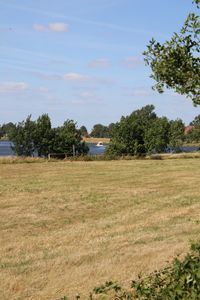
[132, 243, 200, 299]
[58, 243, 200, 299]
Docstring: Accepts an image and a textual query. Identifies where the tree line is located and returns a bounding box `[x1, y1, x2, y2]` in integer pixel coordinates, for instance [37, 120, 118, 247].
[0, 114, 88, 157]
[1, 106, 200, 157]
[79, 123, 115, 138]
[107, 105, 185, 156]
[1, 120, 114, 142]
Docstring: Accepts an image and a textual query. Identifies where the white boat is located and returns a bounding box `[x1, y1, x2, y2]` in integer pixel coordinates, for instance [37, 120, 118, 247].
[96, 141, 104, 147]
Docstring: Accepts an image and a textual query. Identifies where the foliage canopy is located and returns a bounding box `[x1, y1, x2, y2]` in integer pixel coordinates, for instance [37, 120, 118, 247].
[106, 105, 184, 156]
[8, 114, 88, 157]
[143, 1, 200, 105]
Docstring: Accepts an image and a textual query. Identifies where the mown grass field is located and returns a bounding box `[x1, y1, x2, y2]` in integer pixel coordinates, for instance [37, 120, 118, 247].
[0, 159, 200, 299]
[82, 137, 110, 144]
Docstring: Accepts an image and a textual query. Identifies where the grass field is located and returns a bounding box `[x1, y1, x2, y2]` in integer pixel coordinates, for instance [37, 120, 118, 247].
[1, 159, 200, 299]
[82, 137, 110, 144]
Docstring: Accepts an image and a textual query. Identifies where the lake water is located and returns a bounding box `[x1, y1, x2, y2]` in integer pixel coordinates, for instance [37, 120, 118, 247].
[0, 141, 107, 156]
[0, 141, 15, 156]
[0, 141, 198, 156]
[88, 143, 107, 155]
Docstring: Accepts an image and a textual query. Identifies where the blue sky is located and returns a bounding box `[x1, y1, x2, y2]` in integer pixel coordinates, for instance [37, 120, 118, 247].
[0, 0, 199, 130]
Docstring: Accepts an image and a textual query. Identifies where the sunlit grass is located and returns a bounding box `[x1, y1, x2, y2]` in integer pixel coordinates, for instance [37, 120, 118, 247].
[0, 156, 47, 164]
[82, 137, 110, 144]
[0, 159, 200, 299]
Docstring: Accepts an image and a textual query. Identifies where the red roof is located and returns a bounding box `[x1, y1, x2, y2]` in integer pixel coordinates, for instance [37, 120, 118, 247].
[184, 125, 194, 134]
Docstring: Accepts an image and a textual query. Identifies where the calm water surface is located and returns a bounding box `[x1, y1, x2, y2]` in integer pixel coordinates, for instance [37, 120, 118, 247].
[0, 141, 198, 156]
[0, 141, 107, 156]
[0, 141, 15, 156]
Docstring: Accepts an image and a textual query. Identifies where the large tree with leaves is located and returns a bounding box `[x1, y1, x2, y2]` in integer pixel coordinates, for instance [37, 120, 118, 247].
[8, 115, 89, 157]
[168, 119, 185, 151]
[0, 122, 16, 139]
[143, 0, 200, 105]
[106, 105, 185, 156]
[9, 115, 36, 156]
[34, 114, 53, 157]
[106, 105, 166, 156]
[79, 125, 89, 138]
[51, 120, 89, 156]
[90, 124, 110, 138]
[186, 113, 200, 142]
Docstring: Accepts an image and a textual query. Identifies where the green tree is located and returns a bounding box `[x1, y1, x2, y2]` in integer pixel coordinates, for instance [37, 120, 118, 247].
[193, 114, 200, 126]
[51, 120, 88, 156]
[144, 117, 170, 154]
[143, 1, 200, 105]
[79, 125, 89, 138]
[168, 119, 185, 151]
[186, 114, 200, 142]
[106, 105, 157, 156]
[0, 126, 3, 139]
[7, 115, 88, 157]
[108, 123, 115, 136]
[0, 122, 16, 139]
[34, 114, 53, 157]
[9, 115, 36, 156]
[90, 124, 109, 138]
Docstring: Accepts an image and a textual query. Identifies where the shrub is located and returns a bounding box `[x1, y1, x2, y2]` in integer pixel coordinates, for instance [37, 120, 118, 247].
[132, 243, 200, 299]
[58, 243, 200, 299]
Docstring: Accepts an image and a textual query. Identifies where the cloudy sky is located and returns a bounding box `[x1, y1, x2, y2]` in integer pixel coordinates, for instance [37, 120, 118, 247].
[0, 0, 199, 130]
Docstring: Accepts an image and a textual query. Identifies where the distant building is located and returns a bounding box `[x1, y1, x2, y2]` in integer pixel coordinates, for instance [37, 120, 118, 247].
[184, 125, 194, 135]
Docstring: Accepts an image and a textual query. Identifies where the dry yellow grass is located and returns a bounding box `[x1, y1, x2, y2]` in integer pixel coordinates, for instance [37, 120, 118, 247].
[0, 159, 200, 299]
[82, 137, 110, 144]
[0, 156, 47, 164]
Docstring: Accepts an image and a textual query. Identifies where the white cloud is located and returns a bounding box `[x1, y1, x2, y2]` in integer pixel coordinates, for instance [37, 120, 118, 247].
[33, 22, 68, 33]
[63, 72, 90, 82]
[48, 22, 68, 32]
[24, 68, 112, 86]
[89, 58, 111, 68]
[33, 23, 46, 32]
[0, 82, 29, 94]
[63, 72, 113, 86]
[122, 56, 142, 69]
